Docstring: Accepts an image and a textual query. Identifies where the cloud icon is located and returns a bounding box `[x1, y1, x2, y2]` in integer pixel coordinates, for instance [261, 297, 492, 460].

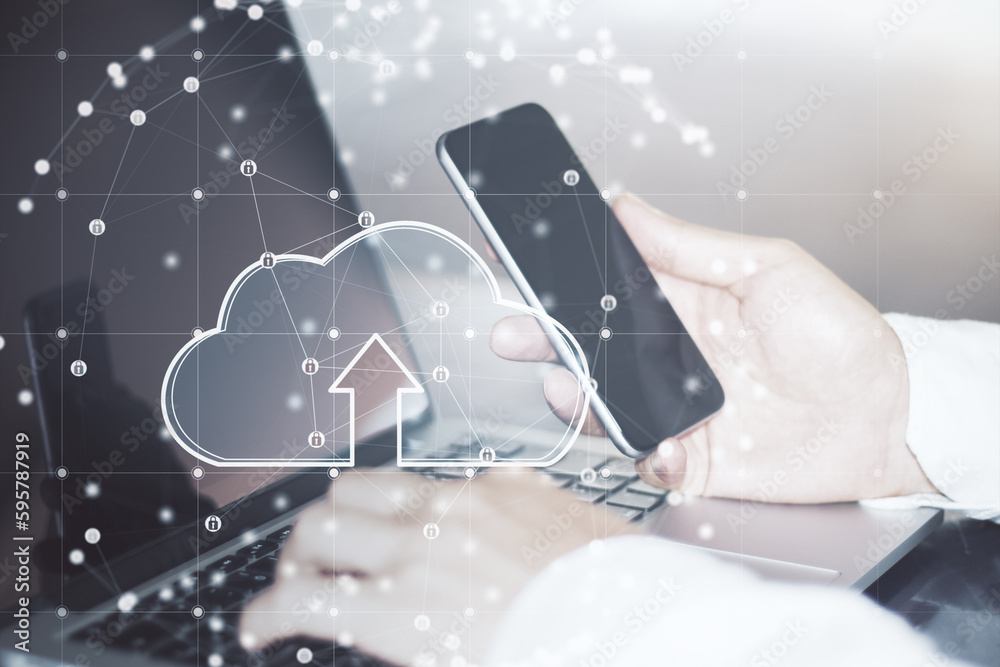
[161, 221, 590, 468]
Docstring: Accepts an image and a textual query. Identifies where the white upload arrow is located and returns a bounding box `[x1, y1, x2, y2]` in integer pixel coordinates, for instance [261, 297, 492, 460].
[329, 333, 424, 466]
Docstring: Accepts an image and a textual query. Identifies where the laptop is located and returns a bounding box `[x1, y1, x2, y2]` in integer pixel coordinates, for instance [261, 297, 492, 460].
[3, 2, 941, 666]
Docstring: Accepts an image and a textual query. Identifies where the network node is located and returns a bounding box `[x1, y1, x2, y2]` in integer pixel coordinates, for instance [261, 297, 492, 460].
[563, 169, 580, 186]
[70, 360, 87, 377]
[130, 110, 146, 126]
[463, 187, 476, 200]
[55, 326, 69, 340]
[599, 327, 613, 340]
[55, 466, 69, 479]
[260, 251, 275, 269]
[599, 188, 613, 201]
[422, 523, 439, 540]
[735, 188, 748, 201]
[433, 301, 449, 318]
[302, 357, 319, 375]
[55, 187, 69, 201]
[55, 49, 69, 61]
[191, 605, 205, 619]
[358, 210, 374, 228]
[327, 327, 341, 340]
[479, 447, 495, 464]
[192, 187, 205, 201]
[191, 466, 205, 479]
[241, 159, 257, 176]
[432, 365, 449, 383]
[191, 48, 205, 62]
[191, 327, 204, 338]
[84, 527, 101, 544]
[308, 431, 325, 448]
[327, 187, 340, 201]
[328, 49, 341, 62]
[89, 218, 105, 236]
[204, 515, 222, 532]
[463, 49, 476, 62]
[379, 60, 395, 76]
[183, 77, 200, 93]
[600, 295, 617, 312]
[55, 606, 69, 618]
[463, 327, 476, 340]
[327, 467, 341, 480]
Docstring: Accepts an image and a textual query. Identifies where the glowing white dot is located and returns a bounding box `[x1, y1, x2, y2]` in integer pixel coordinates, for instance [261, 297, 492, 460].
[18, 198, 34, 214]
[736, 49, 748, 61]
[192, 466, 205, 479]
[84, 527, 101, 544]
[345, 0, 360, 9]
[17, 389, 33, 406]
[699, 142, 716, 158]
[191, 605, 205, 618]
[327, 327, 341, 340]
[327, 187, 340, 201]
[742, 259, 758, 276]
[414, 614, 431, 631]
[192, 188, 204, 201]
[55, 606, 69, 618]
[278, 46, 294, 62]
[112, 75, 127, 89]
[499, 41, 516, 62]
[190, 16, 206, 32]
[296, 647, 313, 664]
[69, 549, 85, 565]
[207, 654, 223, 667]
[735, 188, 748, 201]
[214, 0, 237, 10]
[737, 328, 747, 339]
[709, 320, 724, 335]
[576, 48, 597, 65]
[191, 48, 205, 62]
[549, 64, 566, 85]
[35, 159, 51, 175]
[464, 467, 476, 479]
[117, 592, 138, 612]
[307, 40, 324, 56]
[158, 506, 175, 524]
[328, 49, 341, 62]
[739, 434, 754, 451]
[191, 327, 204, 339]
[599, 327, 613, 340]
[711, 259, 727, 275]
[106, 62, 122, 78]
[183, 77, 200, 93]
[426, 255, 444, 273]
[666, 491, 685, 506]
[872, 188, 884, 201]
[208, 615, 225, 632]
[300, 318, 318, 334]
[0, 335, 4, 349]
[140, 45, 155, 61]
[327, 467, 341, 480]
[84, 482, 100, 498]
[650, 107, 667, 124]
[55, 466, 69, 479]
[162, 251, 181, 270]
[752, 383, 768, 400]
[697, 523, 715, 540]
[77, 101, 94, 117]
[130, 110, 146, 126]
[464, 327, 476, 340]
[463, 49, 476, 62]
[247, 4, 264, 20]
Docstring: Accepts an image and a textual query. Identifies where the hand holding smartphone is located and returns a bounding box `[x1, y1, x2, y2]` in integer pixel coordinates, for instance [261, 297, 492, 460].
[437, 103, 724, 458]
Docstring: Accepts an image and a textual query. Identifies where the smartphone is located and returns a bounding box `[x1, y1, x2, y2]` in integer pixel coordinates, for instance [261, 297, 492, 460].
[437, 103, 724, 457]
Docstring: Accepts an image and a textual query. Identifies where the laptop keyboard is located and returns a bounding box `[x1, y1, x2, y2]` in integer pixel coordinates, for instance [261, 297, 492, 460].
[71, 446, 665, 665]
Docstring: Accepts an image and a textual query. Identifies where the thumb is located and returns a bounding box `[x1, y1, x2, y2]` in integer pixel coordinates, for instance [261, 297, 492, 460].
[612, 193, 764, 288]
[635, 436, 709, 495]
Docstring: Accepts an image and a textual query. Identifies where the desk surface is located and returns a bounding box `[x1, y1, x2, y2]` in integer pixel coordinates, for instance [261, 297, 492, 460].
[864, 513, 1000, 666]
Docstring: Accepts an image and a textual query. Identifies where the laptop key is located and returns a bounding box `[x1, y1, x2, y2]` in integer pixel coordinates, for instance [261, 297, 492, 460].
[604, 457, 639, 480]
[265, 524, 294, 545]
[609, 506, 645, 522]
[627, 479, 668, 497]
[246, 555, 279, 577]
[207, 555, 249, 574]
[567, 484, 606, 504]
[576, 474, 628, 494]
[237, 540, 279, 561]
[606, 490, 664, 512]
[224, 570, 272, 593]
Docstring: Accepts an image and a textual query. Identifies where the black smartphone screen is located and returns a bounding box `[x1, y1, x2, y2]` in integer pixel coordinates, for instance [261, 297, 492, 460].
[441, 103, 724, 453]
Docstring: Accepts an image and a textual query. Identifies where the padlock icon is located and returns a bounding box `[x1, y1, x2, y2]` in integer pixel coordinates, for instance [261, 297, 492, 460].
[89, 219, 105, 236]
[71, 360, 87, 377]
[433, 365, 449, 383]
[601, 295, 617, 312]
[261, 252, 274, 268]
[433, 301, 449, 318]
[309, 431, 325, 448]
[242, 159, 257, 176]
[358, 210, 374, 228]
[205, 515, 221, 533]
[480, 447, 495, 463]
[302, 358, 317, 375]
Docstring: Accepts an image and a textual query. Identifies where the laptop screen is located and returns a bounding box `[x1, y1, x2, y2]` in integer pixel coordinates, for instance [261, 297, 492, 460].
[9, 0, 420, 595]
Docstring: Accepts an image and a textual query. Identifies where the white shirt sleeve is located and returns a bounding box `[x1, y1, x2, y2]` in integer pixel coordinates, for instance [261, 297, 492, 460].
[486, 535, 976, 667]
[863, 313, 1000, 522]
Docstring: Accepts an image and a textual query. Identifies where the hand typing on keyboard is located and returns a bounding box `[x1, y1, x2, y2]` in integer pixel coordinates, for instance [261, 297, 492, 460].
[488, 193, 937, 504]
[239, 470, 638, 665]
